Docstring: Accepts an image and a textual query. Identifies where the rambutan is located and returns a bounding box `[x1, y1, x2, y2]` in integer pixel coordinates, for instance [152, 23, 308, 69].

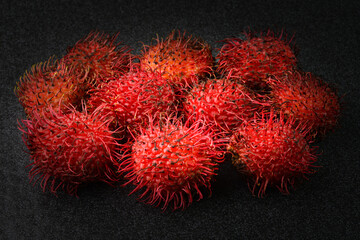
[269, 71, 341, 136]
[87, 67, 177, 133]
[183, 78, 267, 133]
[64, 31, 131, 87]
[121, 116, 225, 210]
[217, 30, 297, 89]
[15, 58, 87, 119]
[139, 30, 214, 89]
[18, 105, 123, 195]
[228, 111, 318, 197]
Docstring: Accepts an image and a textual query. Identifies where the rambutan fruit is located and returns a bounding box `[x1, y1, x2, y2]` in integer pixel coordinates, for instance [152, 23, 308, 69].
[18, 105, 123, 195]
[15, 58, 87, 119]
[269, 71, 341, 136]
[64, 31, 131, 87]
[139, 30, 214, 89]
[217, 30, 297, 89]
[87, 67, 177, 133]
[121, 115, 225, 210]
[183, 78, 267, 133]
[228, 111, 318, 197]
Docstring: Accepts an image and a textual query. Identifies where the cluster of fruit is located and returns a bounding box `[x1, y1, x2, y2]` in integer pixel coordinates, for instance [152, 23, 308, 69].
[16, 30, 340, 210]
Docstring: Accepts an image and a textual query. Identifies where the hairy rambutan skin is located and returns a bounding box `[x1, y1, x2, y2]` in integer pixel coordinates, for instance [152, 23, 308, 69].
[18, 105, 123, 195]
[64, 31, 131, 87]
[87, 67, 177, 133]
[228, 111, 317, 197]
[121, 116, 225, 210]
[183, 78, 268, 133]
[15, 58, 87, 119]
[269, 71, 341, 136]
[217, 30, 297, 89]
[139, 30, 214, 89]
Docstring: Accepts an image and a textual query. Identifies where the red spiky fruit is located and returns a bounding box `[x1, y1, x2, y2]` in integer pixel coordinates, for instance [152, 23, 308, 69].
[217, 30, 297, 89]
[139, 30, 214, 89]
[228, 111, 317, 197]
[87, 67, 177, 133]
[18, 105, 123, 195]
[15, 58, 87, 119]
[121, 116, 225, 210]
[183, 78, 267, 133]
[269, 71, 341, 136]
[64, 31, 131, 87]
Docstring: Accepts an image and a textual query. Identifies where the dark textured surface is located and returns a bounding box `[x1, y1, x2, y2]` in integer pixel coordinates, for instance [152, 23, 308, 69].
[1, 0, 359, 239]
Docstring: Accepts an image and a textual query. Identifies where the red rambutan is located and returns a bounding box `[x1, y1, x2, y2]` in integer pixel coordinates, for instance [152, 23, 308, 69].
[15, 58, 87, 118]
[18, 105, 123, 195]
[139, 30, 214, 89]
[87, 67, 177, 133]
[217, 30, 297, 89]
[269, 71, 341, 136]
[64, 31, 131, 87]
[121, 115, 225, 210]
[228, 111, 318, 197]
[183, 78, 267, 133]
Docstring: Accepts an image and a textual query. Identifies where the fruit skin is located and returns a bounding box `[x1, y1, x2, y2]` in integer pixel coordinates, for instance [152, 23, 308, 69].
[120, 115, 225, 210]
[18, 105, 123, 195]
[228, 111, 317, 197]
[87, 67, 177, 133]
[183, 78, 268, 133]
[64, 31, 131, 88]
[269, 71, 341, 137]
[217, 30, 297, 89]
[15, 58, 87, 119]
[139, 30, 214, 89]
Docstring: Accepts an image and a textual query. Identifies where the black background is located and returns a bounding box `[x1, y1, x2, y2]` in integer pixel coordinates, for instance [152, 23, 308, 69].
[1, 0, 359, 239]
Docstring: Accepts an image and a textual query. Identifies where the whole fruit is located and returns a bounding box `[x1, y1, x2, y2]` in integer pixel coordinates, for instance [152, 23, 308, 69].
[15, 58, 86, 119]
[64, 31, 131, 87]
[18, 105, 123, 195]
[228, 111, 317, 196]
[183, 78, 267, 133]
[87, 67, 177, 133]
[139, 30, 214, 89]
[121, 116, 224, 210]
[269, 71, 341, 136]
[217, 30, 297, 89]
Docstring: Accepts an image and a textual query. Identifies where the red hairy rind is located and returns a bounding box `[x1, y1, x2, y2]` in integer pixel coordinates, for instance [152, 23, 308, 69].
[18, 104, 124, 195]
[15, 57, 87, 119]
[183, 78, 269, 133]
[269, 71, 341, 137]
[217, 29, 297, 89]
[64, 31, 132, 87]
[120, 115, 226, 210]
[87, 67, 177, 133]
[139, 30, 214, 89]
[228, 110, 318, 197]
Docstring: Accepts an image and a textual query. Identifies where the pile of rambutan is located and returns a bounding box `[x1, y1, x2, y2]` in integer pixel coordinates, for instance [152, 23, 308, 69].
[15, 29, 341, 210]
